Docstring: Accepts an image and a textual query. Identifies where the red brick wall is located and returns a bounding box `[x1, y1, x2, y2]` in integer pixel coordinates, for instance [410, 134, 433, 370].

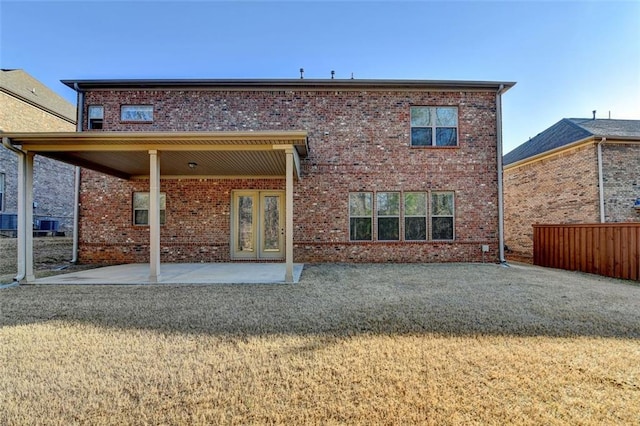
[79, 88, 501, 264]
[503, 144, 600, 262]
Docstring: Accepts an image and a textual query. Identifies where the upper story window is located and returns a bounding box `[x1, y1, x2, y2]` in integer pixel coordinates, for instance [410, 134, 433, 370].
[87, 105, 104, 130]
[410, 106, 458, 147]
[121, 105, 153, 122]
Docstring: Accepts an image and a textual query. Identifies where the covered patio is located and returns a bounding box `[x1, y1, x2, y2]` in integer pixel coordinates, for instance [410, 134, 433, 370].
[2, 131, 308, 284]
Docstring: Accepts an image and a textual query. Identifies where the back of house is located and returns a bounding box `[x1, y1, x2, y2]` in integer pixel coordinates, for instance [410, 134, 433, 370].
[7, 78, 514, 267]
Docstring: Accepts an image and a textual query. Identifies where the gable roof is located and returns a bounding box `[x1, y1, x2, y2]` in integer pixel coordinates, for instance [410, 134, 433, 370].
[0, 69, 76, 123]
[503, 118, 640, 166]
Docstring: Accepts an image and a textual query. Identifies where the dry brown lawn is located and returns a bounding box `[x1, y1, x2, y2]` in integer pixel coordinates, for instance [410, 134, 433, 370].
[1, 263, 639, 425]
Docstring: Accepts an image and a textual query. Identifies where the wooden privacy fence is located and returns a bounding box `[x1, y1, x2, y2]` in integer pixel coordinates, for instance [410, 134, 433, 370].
[533, 223, 640, 281]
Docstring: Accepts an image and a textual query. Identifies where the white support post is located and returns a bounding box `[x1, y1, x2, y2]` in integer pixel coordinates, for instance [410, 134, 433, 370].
[16, 152, 27, 282]
[285, 148, 294, 283]
[149, 150, 161, 283]
[25, 153, 35, 283]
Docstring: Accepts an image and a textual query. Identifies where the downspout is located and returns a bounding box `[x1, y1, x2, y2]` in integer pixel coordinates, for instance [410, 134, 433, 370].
[496, 84, 507, 265]
[597, 137, 606, 223]
[71, 83, 84, 263]
[2, 137, 26, 281]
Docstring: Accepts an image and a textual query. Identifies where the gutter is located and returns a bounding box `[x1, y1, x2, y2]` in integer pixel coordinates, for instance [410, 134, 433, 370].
[496, 84, 508, 265]
[2, 136, 26, 281]
[71, 83, 84, 263]
[597, 137, 606, 223]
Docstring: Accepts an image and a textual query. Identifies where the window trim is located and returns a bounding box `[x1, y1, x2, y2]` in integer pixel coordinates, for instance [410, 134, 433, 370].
[133, 192, 166, 226]
[410, 106, 459, 148]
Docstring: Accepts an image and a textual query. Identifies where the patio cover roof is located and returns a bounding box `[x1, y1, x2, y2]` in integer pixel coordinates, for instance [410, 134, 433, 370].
[2, 131, 309, 180]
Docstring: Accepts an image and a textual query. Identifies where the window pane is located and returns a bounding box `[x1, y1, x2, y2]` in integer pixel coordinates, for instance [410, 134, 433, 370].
[436, 107, 457, 126]
[238, 196, 254, 251]
[349, 192, 372, 216]
[377, 192, 399, 216]
[121, 105, 153, 121]
[432, 217, 454, 240]
[350, 218, 372, 241]
[133, 193, 149, 209]
[411, 128, 432, 146]
[405, 217, 427, 240]
[134, 210, 149, 225]
[436, 128, 457, 146]
[404, 192, 426, 216]
[378, 217, 399, 241]
[159, 193, 167, 210]
[432, 193, 454, 216]
[88, 106, 103, 119]
[160, 210, 166, 225]
[410, 107, 431, 127]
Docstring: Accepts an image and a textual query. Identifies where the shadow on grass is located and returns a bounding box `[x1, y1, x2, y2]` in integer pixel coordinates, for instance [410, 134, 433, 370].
[1, 263, 639, 339]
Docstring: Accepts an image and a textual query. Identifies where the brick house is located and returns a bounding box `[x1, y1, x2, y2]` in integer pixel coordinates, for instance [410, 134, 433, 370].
[503, 117, 640, 262]
[0, 69, 77, 235]
[3, 78, 514, 282]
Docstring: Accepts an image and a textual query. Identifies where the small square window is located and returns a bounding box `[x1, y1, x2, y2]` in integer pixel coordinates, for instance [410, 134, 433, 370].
[88, 106, 103, 130]
[121, 105, 153, 122]
[410, 107, 458, 147]
[133, 192, 166, 226]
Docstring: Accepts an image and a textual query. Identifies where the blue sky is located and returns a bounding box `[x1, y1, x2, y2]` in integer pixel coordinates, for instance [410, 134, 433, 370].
[1, 0, 639, 154]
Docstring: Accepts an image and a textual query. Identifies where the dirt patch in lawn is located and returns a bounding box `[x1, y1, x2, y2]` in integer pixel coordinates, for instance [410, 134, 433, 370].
[0, 237, 78, 283]
[1, 263, 639, 424]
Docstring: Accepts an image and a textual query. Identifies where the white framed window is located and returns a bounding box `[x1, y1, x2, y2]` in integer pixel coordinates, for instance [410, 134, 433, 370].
[348, 190, 454, 242]
[431, 192, 455, 240]
[410, 106, 458, 147]
[377, 192, 400, 241]
[0, 173, 5, 211]
[88, 105, 104, 130]
[121, 105, 153, 122]
[404, 192, 427, 240]
[133, 192, 166, 226]
[349, 192, 372, 241]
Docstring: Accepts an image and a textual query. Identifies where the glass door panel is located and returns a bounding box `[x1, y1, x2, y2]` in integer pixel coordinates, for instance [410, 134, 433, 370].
[232, 191, 284, 260]
[237, 195, 255, 253]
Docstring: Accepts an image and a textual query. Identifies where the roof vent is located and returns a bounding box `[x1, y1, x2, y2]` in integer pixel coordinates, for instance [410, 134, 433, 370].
[299, 68, 304, 79]
[592, 110, 596, 120]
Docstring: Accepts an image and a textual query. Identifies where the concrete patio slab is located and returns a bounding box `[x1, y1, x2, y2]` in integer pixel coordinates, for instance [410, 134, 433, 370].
[33, 263, 304, 285]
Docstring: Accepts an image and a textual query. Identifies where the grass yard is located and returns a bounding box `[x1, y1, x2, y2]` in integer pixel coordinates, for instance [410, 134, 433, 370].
[1, 263, 639, 425]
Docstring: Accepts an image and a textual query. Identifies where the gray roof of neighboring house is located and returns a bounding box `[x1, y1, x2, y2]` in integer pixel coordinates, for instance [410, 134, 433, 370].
[503, 118, 640, 166]
[0, 69, 76, 123]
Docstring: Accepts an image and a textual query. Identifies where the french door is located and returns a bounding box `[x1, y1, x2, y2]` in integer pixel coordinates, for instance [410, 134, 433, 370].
[231, 191, 285, 260]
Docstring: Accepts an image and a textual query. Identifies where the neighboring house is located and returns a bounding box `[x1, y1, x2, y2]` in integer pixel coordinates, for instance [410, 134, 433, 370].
[3, 78, 514, 282]
[0, 69, 76, 234]
[503, 117, 640, 262]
